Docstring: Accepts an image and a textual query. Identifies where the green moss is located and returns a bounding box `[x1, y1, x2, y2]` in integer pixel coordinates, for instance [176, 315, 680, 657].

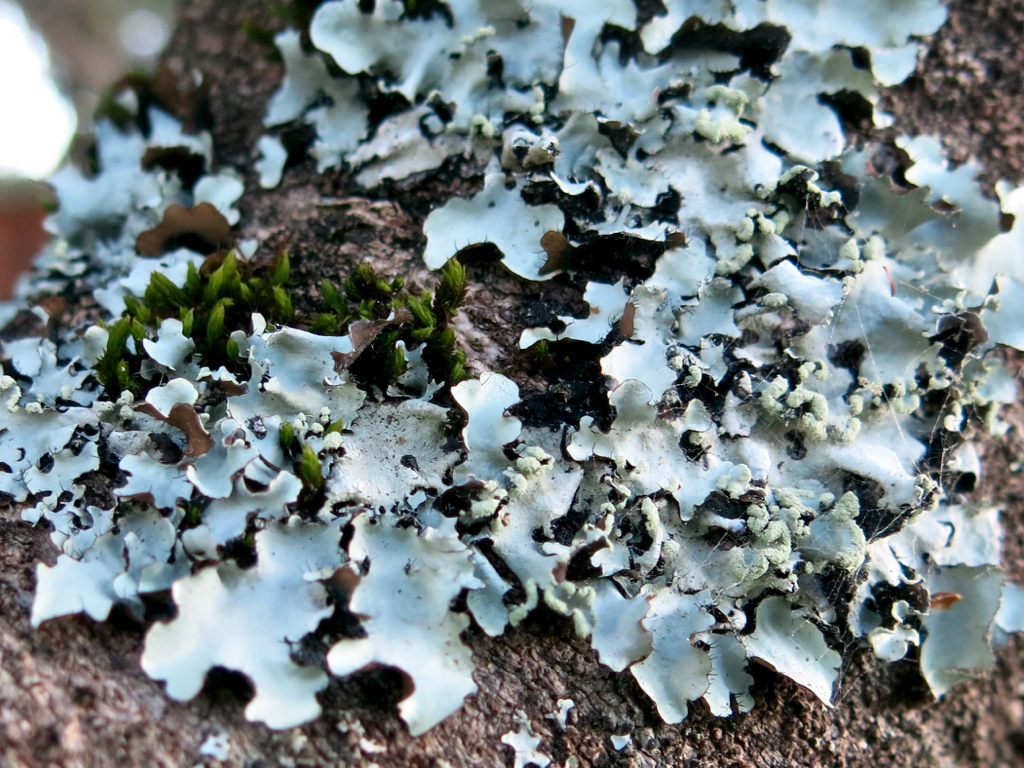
[404, 257, 469, 384]
[96, 250, 293, 397]
[93, 317, 141, 398]
[296, 443, 326, 497]
[279, 421, 297, 454]
[323, 419, 345, 437]
[318, 257, 470, 389]
[182, 502, 205, 529]
[433, 252, 468, 315]
[310, 265, 404, 333]
[95, 251, 471, 398]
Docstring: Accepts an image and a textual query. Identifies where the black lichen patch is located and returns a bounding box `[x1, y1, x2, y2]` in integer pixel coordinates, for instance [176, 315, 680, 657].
[828, 339, 867, 381]
[818, 563, 866, 634]
[141, 147, 208, 191]
[362, 154, 487, 220]
[668, 20, 791, 79]
[509, 343, 614, 433]
[930, 311, 989, 370]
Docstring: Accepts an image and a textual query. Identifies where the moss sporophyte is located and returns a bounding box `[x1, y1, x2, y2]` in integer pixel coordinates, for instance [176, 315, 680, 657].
[12, 0, 1024, 741]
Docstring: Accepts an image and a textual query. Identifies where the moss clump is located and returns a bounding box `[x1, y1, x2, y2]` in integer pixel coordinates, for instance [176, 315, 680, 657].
[296, 443, 326, 496]
[181, 502, 206, 530]
[94, 252, 470, 399]
[310, 263, 406, 334]
[316, 257, 470, 389]
[279, 420, 298, 453]
[94, 314, 146, 398]
[96, 250, 294, 398]
[279, 419, 336, 504]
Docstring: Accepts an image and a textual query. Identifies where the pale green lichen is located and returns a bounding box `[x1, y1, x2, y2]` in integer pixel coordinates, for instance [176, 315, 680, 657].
[5, 0, 1024, 739]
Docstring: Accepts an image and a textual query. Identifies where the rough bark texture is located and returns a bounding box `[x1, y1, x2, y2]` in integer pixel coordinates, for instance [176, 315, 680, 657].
[4, 1, 1024, 766]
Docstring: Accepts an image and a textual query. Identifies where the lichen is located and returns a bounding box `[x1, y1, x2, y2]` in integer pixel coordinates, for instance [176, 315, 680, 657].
[6, 0, 1024, 739]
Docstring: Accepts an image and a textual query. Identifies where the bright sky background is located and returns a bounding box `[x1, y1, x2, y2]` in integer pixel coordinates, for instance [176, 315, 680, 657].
[0, 0, 77, 180]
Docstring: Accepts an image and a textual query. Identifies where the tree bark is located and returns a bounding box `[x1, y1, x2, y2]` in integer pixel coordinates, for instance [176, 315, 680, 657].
[4, 1, 1024, 766]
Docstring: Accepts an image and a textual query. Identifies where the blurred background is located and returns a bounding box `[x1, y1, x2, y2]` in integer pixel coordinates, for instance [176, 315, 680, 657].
[0, 0, 178, 298]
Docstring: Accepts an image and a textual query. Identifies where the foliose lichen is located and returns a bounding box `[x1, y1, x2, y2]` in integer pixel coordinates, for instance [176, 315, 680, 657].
[7, 0, 1024, 737]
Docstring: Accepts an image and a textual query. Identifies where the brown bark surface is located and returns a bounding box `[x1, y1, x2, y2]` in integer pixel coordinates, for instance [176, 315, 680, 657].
[0, 206, 48, 301]
[5, 1, 1024, 766]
